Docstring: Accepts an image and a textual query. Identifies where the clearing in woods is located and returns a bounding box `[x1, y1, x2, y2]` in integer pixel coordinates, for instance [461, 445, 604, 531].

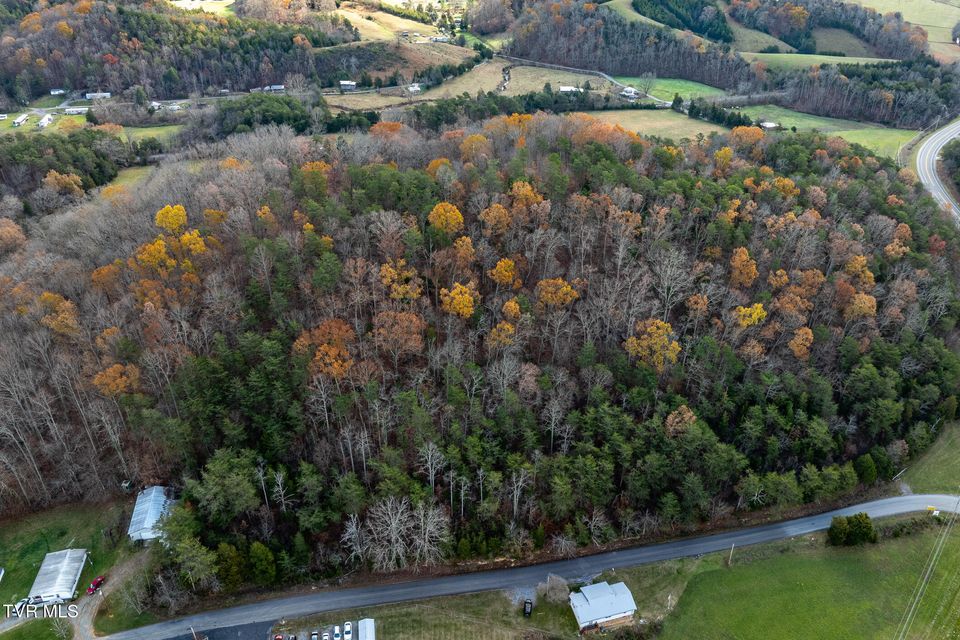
[812, 27, 880, 57]
[583, 110, 727, 139]
[740, 51, 894, 69]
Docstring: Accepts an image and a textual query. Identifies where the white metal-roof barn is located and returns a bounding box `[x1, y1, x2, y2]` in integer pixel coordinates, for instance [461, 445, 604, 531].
[127, 485, 175, 541]
[29, 549, 88, 603]
[569, 581, 637, 632]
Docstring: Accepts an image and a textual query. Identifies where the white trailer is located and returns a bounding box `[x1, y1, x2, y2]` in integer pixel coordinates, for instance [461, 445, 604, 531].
[13, 114, 28, 127]
[358, 618, 375, 640]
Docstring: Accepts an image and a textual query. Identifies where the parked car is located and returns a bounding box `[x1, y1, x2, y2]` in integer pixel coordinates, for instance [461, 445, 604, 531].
[86, 575, 106, 595]
[344, 621, 352, 639]
[333, 625, 342, 640]
[322, 633, 330, 640]
[523, 598, 534, 617]
[310, 633, 318, 640]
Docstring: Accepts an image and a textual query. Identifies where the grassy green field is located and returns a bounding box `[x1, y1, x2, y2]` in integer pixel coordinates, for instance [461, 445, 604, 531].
[169, 0, 235, 14]
[660, 522, 960, 639]
[107, 167, 154, 189]
[844, 0, 960, 63]
[812, 27, 878, 58]
[0, 619, 72, 640]
[903, 421, 960, 495]
[615, 76, 726, 101]
[0, 502, 131, 606]
[123, 124, 184, 143]
[741, 51, 893, 70]
[738, 104, 916, 158]
[29, 96, 65, 109]
[584, 109, 726, 140]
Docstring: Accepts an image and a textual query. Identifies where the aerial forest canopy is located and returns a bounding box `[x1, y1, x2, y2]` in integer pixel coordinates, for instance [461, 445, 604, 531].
[0, 0, 361, 103]
[1, 113, 959, 594]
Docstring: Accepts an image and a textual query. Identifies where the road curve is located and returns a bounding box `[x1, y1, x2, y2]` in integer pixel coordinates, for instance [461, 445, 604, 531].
[104, 494, 960, 640]
[915, 118, 960, 222]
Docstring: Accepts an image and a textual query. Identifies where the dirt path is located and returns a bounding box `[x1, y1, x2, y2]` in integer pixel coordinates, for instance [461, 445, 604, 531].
[72, 550, 149, 640]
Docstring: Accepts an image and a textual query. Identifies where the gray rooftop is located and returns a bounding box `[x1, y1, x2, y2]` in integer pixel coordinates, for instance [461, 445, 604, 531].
[29, 549, 87, 601]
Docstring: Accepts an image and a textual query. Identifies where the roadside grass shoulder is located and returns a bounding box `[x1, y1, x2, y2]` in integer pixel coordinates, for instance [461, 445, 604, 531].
[278, 590, 580, 640]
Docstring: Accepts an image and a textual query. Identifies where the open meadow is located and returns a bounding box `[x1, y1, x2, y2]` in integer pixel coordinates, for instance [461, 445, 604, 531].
[738, 104, 917, 158]
[812, 27, 878, 57]
[584, 109, 727, 139]
[741, 51, 893, 70]
[615, 76, 726, 101]
[168, 0, 235, 15]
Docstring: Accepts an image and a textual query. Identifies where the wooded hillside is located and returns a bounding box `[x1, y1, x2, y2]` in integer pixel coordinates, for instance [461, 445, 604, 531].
[0, 114, 958, 600]
[0, 0, 359, 103]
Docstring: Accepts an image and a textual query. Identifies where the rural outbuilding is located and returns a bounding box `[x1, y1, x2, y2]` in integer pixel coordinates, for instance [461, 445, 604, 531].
[358, 618, 376, 639]
[569, 581, 637, 633]
[29, 549, 88, 604]
[128, 485, 175, 542]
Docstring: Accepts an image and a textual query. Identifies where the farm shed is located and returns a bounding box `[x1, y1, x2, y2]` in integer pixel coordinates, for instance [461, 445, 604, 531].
[569, 581, 637, 632]
[28, 549, 88, 603]
[128, 485, 175, 542]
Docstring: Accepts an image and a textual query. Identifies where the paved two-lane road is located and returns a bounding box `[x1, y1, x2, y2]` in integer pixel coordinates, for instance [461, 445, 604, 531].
[104, 494, 960, 640]
[915, 117, 960, 221]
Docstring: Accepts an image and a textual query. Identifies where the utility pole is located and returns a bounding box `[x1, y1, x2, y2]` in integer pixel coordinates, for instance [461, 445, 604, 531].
[728, 543, 735, 566]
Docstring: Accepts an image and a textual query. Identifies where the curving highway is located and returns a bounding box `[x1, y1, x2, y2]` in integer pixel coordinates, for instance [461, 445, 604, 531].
[104, 494, 960, 640]
[915, 117, 960, 222]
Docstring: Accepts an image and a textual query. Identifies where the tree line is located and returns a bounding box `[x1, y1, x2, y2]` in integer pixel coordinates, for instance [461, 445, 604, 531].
[730, 0, 928, 58]
[629, 0, 733, 42]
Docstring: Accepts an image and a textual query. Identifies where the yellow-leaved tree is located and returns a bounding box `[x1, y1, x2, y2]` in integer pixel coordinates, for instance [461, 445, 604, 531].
[428, 202, 464, 235]
[624, 318, 680, 373]
[440, 282, 479, 318]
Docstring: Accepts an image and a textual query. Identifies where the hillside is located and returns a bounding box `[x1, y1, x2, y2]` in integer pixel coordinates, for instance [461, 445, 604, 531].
[0, 112, 957, 607]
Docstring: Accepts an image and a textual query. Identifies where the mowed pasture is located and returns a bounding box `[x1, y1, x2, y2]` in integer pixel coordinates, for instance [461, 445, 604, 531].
[812, 27, 879, 58]
[660, 522, 960, 640]
[844, 0, 960, 63]
[741, 51, 893, 69]
[504, 66, 615, 95]
[169, 0, 235, 14]
[336, 2, 440, 41]
[737, 104, 917, 158]
[615, 76, 726, 101]
[584, 109, 727, 139]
